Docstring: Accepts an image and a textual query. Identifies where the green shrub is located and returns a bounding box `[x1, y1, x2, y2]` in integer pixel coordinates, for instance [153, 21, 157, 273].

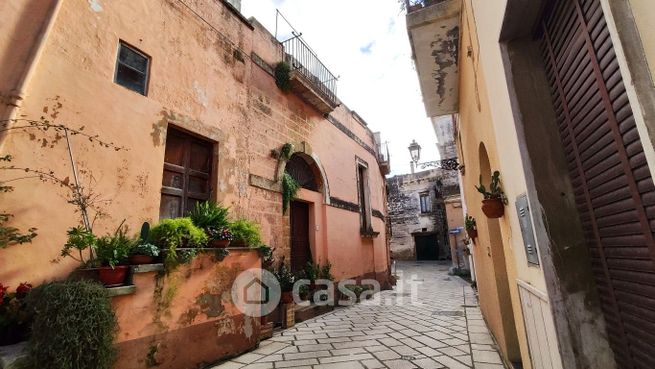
[26, 280, 117, 369]
[274, 62, 292, 92]
[150, 218, 207, 272]
[94, 227, 133, 268]
[229, 219, 262, 247]
[282, 173, 300, 214]
[189, 201, 229, 231]
[150, 218, 207, 249]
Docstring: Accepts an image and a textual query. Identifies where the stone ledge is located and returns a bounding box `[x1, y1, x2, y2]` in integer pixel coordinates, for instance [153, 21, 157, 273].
[131, 263, 164, 274]
[107, 285, 136, 298]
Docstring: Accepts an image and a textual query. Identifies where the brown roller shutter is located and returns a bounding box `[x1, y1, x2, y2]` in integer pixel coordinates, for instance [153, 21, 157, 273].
[540, 0, 655, 367]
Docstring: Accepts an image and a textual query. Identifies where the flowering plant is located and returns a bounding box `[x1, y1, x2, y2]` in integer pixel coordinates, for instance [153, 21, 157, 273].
[208, 227, 233, 241]
[0, 282, 33, 345]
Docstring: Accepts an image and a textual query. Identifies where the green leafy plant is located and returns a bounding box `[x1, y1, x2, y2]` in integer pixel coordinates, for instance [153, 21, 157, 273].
[25, 280, 117, 369]
[282, 172, 300, 214]
[475, 171, 503, 199]
[273, 261, 295, 292]
[464, 214, 476, 231]
[258, 245, 275, 270]
[150, 218, 208, 271]
[280, 143, 294, 160]
[61, 225, 97, 264]
[229, 219, 262, 247]
[319, 262, 334, 281]
[189, 201, 230, 231]
[130, 243, 160, 257]
[275, 62, 292, 92]
[94, 226, 133, 268]
[303, 262, 320, 282]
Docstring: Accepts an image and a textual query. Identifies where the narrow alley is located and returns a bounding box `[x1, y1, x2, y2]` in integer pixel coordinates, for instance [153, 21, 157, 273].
[214, 262, 503, 369]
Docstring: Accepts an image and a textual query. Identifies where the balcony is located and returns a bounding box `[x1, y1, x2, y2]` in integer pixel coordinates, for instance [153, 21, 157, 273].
[405, 0, 450, 13]
[282, 36, 339, 114]
[374, 132, 391, 175]
[405, 0, 461, 116]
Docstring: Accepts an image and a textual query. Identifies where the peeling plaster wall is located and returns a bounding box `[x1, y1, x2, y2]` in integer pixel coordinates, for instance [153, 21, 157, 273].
[386, 169, 459, 260]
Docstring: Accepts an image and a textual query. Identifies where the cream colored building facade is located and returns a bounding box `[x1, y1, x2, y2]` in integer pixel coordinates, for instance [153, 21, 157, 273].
[407, 1, 655, 369]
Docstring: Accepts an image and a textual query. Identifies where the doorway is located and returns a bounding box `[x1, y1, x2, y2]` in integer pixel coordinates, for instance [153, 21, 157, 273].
[290, 201, 312, 274]
[415, 233, 439, 260]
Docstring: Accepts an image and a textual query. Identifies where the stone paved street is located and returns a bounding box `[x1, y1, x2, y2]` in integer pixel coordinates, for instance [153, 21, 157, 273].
[213, 262, 505, 369]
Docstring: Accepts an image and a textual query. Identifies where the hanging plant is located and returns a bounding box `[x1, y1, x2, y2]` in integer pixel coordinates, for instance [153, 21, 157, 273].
[280, 143, 294, 160]
[275, 62, 292, 92]
[282, 173, 300, 214]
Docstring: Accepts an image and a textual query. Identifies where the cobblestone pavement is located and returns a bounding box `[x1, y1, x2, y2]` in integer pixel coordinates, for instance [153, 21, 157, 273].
[213, 261, 505, 369]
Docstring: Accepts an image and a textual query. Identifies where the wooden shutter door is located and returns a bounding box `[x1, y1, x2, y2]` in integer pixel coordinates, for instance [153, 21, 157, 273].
[541, 0, 655, 367]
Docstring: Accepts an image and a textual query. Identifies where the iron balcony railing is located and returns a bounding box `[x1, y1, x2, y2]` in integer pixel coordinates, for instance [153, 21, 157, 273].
[282, 36, 338, 105]
[405, 0, 449, 13]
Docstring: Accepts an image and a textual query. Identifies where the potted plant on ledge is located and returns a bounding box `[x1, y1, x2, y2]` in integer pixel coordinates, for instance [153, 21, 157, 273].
[475, 171, 506, 218]
[129, 242, 160, 265]
[93, 228, 132, 286]
[208, 227, 233, 248]
[274, 262, 295, 304]
[465, 214, 477, 241]
[229, 219, 262, 248]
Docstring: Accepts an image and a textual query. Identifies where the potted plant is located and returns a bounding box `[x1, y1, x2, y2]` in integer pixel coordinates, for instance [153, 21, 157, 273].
[190, 201, 229, 231]
[465, 214, 477, 240]
[229, 219, 262, 248]
[274, 262, 295, 304]
[207, 227, 233, 248]
[129, 243, 160, 265]
[475, 171, 505, 218]
[149, 218, 208, 272]
[93, 227, 132, 286]
[258, 245, 275, 270]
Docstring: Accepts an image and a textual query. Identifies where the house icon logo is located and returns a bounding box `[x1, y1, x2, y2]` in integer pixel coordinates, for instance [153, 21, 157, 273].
[244, 277, 269, 304]
[231, 268, 280, 317]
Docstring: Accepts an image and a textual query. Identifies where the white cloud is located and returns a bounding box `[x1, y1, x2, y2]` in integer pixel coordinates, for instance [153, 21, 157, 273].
[241, 0, 440, 175]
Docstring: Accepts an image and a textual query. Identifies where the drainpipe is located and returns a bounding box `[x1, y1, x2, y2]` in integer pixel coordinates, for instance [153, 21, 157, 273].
[1, 0, 63, 147]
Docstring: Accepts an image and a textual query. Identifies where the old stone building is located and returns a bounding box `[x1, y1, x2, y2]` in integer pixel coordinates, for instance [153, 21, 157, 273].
[0, 0, 390, 367]
[387, 169, 457, 261]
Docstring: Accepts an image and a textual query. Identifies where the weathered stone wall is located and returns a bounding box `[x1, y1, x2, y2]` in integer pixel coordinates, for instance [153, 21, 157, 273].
[386, 169, 459, 260]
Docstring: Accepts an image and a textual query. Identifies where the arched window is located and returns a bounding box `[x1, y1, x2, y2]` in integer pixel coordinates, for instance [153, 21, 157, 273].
[285, 155, 319, 191]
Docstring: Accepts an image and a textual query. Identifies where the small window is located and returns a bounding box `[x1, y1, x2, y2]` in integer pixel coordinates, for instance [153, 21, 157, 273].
[420, 193, 431, 213]
[159, 128, 214, 219]
[357, 162, 372, 232]
[115, 42, 150, 95]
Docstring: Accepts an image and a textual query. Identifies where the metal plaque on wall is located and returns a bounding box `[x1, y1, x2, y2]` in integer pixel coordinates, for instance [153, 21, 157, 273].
[516, 194, 539, 266]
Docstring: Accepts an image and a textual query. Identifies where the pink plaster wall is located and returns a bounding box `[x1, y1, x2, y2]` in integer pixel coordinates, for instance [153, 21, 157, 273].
[0, 0, 389, 289]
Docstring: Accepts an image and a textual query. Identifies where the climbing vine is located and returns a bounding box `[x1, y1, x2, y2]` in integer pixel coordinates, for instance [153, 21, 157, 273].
[282, 173, 300, 215]
[275, 62, 292, 92]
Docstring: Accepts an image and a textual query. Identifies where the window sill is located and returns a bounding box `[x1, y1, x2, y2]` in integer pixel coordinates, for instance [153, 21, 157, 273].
[361, 229, 380, 239]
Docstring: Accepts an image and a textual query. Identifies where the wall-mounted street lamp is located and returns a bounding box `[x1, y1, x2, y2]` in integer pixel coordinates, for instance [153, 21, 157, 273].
[408, 139, 460, 173]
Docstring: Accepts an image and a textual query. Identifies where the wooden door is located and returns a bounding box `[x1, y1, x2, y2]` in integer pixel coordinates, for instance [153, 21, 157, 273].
[541, 0, 655, 367]
[290, 201, 311, 274]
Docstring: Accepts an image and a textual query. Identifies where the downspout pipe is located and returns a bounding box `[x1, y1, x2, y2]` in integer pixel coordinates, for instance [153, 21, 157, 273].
[1, 0, 63, 147]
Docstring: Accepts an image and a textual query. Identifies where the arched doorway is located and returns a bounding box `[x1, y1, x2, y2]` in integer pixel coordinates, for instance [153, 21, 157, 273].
[285, 153, 323, 274]
[479, 143, 521, 363]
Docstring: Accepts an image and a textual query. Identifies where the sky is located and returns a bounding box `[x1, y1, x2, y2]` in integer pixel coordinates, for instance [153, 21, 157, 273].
[241, 0, 440, 176]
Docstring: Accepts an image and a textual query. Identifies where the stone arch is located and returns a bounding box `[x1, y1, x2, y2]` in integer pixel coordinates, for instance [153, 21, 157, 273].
[275, 141, 330, 204]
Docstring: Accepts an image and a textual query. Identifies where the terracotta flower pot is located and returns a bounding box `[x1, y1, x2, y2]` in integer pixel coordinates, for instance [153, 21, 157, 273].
[98, 266, 129, 287]
[211, 239, 231, 248]
[128, 255, 155, 265]
[281, 291, 294, 304]
[481, 198, 504, 218]
[466, 228, 478, 240]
